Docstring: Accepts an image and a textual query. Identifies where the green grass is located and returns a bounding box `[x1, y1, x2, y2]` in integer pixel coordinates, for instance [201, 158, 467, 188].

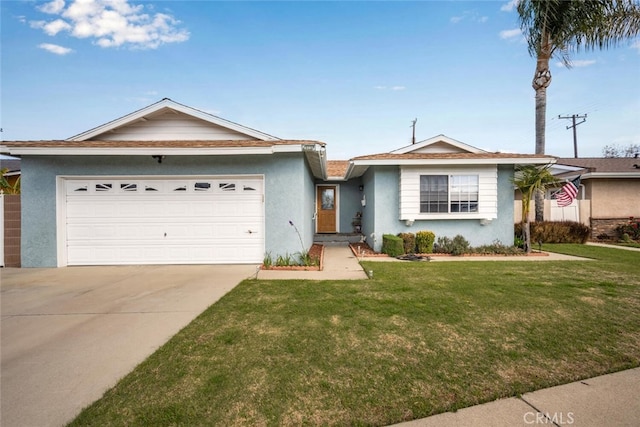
[69, 245, 640, 426]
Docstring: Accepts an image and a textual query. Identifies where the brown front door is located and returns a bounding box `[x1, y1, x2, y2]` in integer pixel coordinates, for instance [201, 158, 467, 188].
[317, 185, 337, 233]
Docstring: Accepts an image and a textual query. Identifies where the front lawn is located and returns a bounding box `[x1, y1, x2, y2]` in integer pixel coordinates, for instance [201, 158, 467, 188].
[70, 245, 640, 426]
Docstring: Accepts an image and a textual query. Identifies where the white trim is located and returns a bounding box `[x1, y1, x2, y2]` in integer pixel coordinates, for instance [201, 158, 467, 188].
[67, 99, 279, 142]
[582, 172, 640, 179]
[391, 135, 486, 154]
[315, 184, 340, 233]
[352, 158, 554, 166]
[7, 145, 304, 156]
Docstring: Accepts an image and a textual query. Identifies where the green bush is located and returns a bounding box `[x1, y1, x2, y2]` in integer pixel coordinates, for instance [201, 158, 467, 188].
[435, 235, 471, 256]
[615, 217, 640, 240]
[515, 221, 591, 244]
[382, 234, 404, 257]
[397, 233, 416, 254]
[415, 230, 435, 254]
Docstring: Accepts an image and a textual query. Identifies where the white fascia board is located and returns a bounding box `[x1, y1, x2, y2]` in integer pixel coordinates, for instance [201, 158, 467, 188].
[6, 147, 278, 156]
[582, 172, 640, 179]
[67, 99, 279, 142]
[392, 135, 486, 154]
[351, 157, 555, 167]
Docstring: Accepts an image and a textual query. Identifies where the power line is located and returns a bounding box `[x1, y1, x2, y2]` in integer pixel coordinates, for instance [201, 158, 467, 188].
[558, 114, 587, 158]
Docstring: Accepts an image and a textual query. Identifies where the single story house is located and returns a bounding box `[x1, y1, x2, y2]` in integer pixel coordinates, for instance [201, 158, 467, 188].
[548, 157, 640, 239]
[1, 99, 552, 267]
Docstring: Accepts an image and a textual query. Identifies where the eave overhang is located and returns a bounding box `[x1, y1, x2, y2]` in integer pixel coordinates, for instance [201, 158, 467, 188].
[344, 156, 555, 179]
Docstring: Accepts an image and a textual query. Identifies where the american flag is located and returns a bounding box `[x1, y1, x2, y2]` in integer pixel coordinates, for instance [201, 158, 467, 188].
[556, 176, 581, 207]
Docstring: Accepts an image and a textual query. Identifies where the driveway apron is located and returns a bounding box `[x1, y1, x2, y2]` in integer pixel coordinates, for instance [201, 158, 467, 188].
[0, 264, 256, 427]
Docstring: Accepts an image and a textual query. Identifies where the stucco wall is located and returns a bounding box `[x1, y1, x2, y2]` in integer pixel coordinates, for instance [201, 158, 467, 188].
[365, 164, 515, 252]
[589, 179, 640, 218]
[20, 153, 313, 267]
[338, 180, 363, 233]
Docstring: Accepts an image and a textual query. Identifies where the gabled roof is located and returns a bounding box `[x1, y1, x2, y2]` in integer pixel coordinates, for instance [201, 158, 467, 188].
[391, 134, 486, 155]
[67, 98, 280, 142]
[340, 134, 552, 180]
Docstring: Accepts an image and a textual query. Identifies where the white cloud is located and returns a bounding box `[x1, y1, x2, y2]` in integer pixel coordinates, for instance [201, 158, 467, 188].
[450, 11, 488, 25]
[374, 85, 406, 91]
[499, 28, 522, 40]
[30, 0, 189, 50]
[500, 0, 519, 12]
[631, 39, 640, 51]
[32, 18, 73, 35]
[39, 0, 66, 15]
[38, 43, 73, 55]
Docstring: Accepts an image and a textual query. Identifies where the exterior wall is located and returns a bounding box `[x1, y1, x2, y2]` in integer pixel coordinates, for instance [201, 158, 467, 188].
[589, 179, 639, 218]
[3, 195, 21, 267]
[366, 164, 515, 252]
[338, 180, 363, 233]
[20, 153, 311, 267]
[94, 111, 253, 141]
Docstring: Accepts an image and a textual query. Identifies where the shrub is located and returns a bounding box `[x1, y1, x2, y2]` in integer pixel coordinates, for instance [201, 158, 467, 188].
[397, 233, 416, 254]
[515, 221, 591, 244]
[434, 235, 470, 256]
[474, 240, 523, 255]
[415, 230, 436, 254]
[382, 234, 404, 257]
[615, 217, 640, 240]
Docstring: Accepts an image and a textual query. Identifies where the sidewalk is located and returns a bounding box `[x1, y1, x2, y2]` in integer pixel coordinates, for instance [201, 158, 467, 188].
[391, 367, 640, 427]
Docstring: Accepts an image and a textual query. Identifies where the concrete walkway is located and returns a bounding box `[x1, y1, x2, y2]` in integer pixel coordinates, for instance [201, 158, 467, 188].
[586, 241, 640, 252]
[391, 368, 640, 427]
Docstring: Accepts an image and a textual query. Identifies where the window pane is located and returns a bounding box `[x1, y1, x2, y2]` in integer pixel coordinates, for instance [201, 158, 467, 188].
[420, 175, 448, 213]
[449, 175, 478, 213]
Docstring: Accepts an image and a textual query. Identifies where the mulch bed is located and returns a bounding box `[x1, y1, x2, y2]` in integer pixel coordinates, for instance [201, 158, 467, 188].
[261, 244, 324, 270]
[350, 242, 548, 258]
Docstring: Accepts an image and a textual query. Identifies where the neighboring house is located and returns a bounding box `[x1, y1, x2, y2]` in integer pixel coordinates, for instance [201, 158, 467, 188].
[549, 157, 640, 239]
[1, 99, 551, 267]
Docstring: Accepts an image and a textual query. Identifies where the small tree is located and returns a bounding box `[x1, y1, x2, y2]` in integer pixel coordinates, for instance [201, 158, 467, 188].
[512, 164, 559, 253]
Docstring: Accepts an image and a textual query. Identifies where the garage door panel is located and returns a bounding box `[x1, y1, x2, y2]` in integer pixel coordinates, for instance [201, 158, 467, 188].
[64, 178, 264, 265]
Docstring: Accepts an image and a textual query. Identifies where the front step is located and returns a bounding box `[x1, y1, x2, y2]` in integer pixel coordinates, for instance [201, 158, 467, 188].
[314, 233, 364, 244]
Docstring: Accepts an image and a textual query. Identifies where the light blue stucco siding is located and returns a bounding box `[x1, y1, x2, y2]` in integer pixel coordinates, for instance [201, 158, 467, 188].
[365, 164, 516, 252]
[337, 181, 363, 233]
[20, 153, 315, 267]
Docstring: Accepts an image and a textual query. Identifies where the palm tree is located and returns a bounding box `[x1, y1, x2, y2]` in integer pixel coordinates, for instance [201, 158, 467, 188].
[517, 0, 640, 220]
[512, 164, 559, 253]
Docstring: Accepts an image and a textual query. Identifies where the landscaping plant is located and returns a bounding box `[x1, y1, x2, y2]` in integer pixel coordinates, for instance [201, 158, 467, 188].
[415, 230, 435, 253]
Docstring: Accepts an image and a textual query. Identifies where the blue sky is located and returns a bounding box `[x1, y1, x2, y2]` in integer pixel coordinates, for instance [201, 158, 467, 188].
[1, 0, 639, 160]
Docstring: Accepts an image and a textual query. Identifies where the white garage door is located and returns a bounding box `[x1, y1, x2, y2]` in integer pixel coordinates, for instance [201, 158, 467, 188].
[64, 177, 264, 265]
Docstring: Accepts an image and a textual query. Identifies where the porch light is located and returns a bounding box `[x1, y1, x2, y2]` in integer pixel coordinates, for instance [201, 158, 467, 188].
[479, 218, 492, 226]
[405, 219, 414, 227]
[152, 155, 165, 164]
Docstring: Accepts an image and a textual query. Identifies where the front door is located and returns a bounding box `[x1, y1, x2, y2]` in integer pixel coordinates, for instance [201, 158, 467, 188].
[316, 185, 337, 233]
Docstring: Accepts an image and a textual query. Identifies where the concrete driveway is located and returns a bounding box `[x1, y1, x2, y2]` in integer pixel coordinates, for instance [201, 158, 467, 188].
[1, 264, 257, 427]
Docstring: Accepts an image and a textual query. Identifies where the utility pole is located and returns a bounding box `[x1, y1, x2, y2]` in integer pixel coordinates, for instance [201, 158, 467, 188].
[558, 114, 587, 158]
[410, 118, 417, 144]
